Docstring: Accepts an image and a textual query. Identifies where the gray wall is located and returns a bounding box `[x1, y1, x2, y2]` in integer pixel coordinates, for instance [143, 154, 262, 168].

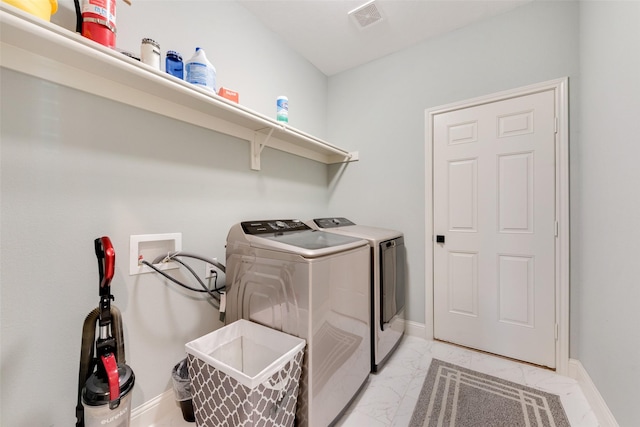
[574, 2, 640, 426]
[327, 0, 580, 328]
[1, 2, 330, 425]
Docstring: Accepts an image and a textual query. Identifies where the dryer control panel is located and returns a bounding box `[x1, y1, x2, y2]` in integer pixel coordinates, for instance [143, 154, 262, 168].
[313, 217, 356, 229]
[241, 219, 310, 235]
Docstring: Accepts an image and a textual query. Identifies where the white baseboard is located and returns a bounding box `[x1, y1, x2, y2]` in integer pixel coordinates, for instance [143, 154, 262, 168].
[568, 359, 619, 427]
[130, 389, 176, 427]
[404, 319, 427, 339]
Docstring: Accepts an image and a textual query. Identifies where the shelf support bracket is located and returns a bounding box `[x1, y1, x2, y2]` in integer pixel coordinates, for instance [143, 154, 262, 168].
[251, 128, 274, 171]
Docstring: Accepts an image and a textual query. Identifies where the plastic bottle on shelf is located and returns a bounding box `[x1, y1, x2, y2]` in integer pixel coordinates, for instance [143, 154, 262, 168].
[165, 50, 184, 79]
[141, 38, 161, 69]
[185, 47, 216, 92]
[276, 96, 288, 123]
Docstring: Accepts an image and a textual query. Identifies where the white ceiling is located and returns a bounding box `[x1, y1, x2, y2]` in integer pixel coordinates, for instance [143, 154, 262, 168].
[238, 0, 534, 76]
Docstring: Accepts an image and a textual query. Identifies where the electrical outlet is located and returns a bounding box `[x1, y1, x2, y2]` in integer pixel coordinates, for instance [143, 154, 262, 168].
[129, 233, 182, 275]
[205, 260, 218, 279]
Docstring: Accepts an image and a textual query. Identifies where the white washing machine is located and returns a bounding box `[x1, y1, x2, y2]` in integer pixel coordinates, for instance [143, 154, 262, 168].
[308, 218, 405, 372]
[225, 219, 371, 427]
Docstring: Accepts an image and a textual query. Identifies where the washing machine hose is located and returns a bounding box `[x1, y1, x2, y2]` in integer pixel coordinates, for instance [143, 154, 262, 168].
[152, 251, 226, 273]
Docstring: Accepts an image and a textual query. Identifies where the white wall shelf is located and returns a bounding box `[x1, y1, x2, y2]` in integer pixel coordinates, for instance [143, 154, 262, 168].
[0, 5, 358, 170]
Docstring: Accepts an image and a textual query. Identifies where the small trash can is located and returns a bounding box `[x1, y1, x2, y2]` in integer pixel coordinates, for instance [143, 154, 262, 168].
[171, 358, 195, 422]
[185, 319, 306, 427]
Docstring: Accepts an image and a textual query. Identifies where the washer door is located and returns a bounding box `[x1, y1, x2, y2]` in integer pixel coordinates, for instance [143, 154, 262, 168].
[247, 230, 367, 258]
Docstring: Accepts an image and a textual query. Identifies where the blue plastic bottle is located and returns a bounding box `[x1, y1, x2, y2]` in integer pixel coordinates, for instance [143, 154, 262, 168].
[165, 51, 184, 80]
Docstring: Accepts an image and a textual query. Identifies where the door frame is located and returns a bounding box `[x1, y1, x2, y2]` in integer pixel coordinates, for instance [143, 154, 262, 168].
[424, 78, 570, 375]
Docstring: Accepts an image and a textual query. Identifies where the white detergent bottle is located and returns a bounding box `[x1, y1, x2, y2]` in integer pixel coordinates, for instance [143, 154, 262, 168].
[185, 47, 216, 92]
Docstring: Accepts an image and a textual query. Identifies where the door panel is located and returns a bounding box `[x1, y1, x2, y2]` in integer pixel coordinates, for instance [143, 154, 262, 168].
[499, 152, 533, 232]
[433, 90, 556, 368]
[449, 159, 478, 231]
[448, 251, 478, 316]
[498, 254, 534, 326]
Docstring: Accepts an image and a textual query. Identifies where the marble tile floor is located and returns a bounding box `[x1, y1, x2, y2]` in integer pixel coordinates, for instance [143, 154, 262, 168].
[150, 336, 599, 426]
[336, 336, 598, 427]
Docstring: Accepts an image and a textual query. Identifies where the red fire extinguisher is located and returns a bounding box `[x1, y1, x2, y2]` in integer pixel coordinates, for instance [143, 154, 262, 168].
[73, 0, 131, 49]
[81, 0, 117, 48]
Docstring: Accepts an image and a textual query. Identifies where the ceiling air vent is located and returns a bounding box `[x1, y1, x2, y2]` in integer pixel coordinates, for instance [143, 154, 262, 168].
[348, 0, 384, 30]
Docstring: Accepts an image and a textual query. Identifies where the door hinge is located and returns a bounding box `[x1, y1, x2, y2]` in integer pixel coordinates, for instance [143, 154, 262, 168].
[555, 221, 559, 237]
[555, 117, 559, 134]
[555, 323, 559, 340]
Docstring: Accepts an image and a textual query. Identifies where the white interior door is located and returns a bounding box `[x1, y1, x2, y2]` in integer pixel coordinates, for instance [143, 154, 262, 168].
[433, 89, 556, 368]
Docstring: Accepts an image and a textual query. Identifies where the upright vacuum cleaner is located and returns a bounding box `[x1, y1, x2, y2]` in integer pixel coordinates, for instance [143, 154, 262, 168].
[76, 236, 135, 427]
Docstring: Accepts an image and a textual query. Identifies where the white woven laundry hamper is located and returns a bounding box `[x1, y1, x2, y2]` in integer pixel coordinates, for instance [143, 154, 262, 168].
[185, 320, 305, 427]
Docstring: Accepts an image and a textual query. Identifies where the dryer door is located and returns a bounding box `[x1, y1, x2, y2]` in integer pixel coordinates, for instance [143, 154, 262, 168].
[380, 237, 406, 327]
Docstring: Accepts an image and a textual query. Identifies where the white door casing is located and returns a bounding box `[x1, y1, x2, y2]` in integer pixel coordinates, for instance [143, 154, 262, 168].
[424, 78, 570, 373]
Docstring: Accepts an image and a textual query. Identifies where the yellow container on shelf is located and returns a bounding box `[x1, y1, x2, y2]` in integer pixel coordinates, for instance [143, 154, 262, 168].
[2, 0, 58, 21]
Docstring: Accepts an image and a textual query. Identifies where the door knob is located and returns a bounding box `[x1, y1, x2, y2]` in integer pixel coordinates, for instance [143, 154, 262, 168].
[436, 235, 445, 244]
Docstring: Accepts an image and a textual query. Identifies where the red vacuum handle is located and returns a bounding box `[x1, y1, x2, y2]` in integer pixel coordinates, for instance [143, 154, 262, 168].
[99, 236, 115, 289]
[100, 353, 121, 408]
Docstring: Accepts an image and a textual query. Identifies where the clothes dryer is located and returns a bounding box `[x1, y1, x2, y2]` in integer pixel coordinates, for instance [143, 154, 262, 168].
[225, 219, 370, 427]
[308, 218, 405, 372]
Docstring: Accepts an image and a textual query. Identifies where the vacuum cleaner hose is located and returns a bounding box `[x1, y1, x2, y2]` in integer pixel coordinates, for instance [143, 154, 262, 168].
[111, 306, 125, 364]
[76, 308, 99, 427]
